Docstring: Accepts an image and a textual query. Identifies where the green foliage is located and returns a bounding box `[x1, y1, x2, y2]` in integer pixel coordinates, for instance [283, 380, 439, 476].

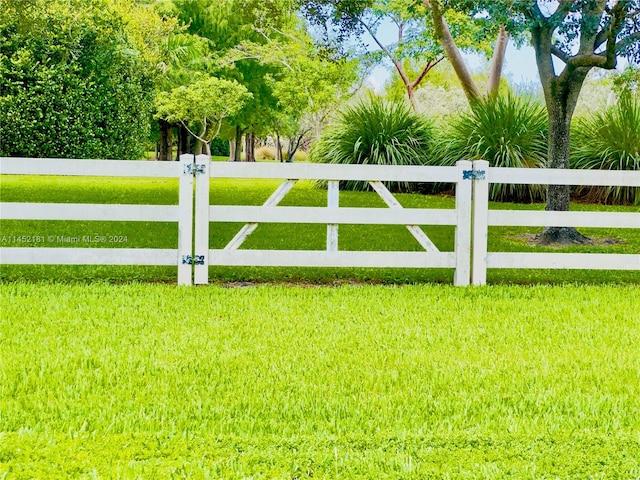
[1, 282, 640, 477]
[210, 137, 230, 157]
[0, 0, 162, 159]
[571, 94, 640, 206]
[612, 66, 640, 97]
[310, 95, 435, 191]
[155, 76, 251, 153]
[223, 23, 358, 156]
[435, 95, 548, 203]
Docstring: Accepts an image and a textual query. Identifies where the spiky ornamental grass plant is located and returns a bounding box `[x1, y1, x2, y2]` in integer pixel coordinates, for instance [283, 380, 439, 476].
[310, 95, 434, 191]
[434, 95, 548, 203]
[571, 93, 640, 206]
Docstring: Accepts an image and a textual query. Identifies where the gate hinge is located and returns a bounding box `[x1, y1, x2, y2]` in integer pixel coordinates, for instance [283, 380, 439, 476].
[463, 170, 486, 180]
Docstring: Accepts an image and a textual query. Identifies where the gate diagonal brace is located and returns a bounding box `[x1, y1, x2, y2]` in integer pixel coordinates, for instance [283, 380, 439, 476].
[368, 181, 440, 253]
[224, 179, 298, 251]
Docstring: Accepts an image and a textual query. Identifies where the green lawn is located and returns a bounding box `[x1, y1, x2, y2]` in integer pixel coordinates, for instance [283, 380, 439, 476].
[1, 175, 639, 478]
[1, 175, 639, 285]
[1, 282, 639, 479]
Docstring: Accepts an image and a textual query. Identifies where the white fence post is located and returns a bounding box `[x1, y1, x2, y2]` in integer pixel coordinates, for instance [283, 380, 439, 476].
[194, 154, 210, 285]
[178, 154, 195, 285]
[327, 180, 339, 252]
[454, 160, 472, 286]
[472, 160, 490, 286]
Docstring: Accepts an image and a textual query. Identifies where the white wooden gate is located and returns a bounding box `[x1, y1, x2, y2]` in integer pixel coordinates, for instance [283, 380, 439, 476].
[190, 157, 474, 286]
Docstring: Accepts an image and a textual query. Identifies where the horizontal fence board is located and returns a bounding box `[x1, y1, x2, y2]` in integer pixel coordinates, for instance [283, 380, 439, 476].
[488, 210, 640, 228]
[1, 203, 179, 222]
[0, 248, 178, 265]
[209, 249, 456, 268]
[488, 167, 640, 187]
[0, 158, 181, 178]
[487, 252, 640, 270]
[211, 162, 459, 182]
[209, 206, 457, 225]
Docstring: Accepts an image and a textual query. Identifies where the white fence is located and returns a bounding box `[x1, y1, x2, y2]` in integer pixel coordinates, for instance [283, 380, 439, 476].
[469, 160, 640, 284]
[1, 156, 639, 286]
[0, 156, 196, 285]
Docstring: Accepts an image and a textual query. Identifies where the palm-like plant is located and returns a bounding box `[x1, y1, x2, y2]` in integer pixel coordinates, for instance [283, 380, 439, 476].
[310, 95, 435, 191]
[434, 94, 548, 203]
[570, 93, 640, 205]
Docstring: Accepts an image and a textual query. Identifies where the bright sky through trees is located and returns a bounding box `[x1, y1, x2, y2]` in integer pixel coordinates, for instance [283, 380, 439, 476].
[363, 19, 540, 92]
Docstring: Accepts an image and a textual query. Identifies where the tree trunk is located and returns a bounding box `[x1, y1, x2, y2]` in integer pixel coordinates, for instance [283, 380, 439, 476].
[275, 134, 283, 162]
[177, 124, 191, 159]
[487, 26, 509, 98]
[391, 59, 419, 111]
[228, 139, 235, 161]
[158, 119, 173, 161]
[537, 76, 592, 245]
[250, 131, 256, 162]
[245, 131, 255, 162]
[424, 0, 481, 103]
[286, 129, 310, 163]
[232, 126, 243, 161]
[406, 84, 418, 111]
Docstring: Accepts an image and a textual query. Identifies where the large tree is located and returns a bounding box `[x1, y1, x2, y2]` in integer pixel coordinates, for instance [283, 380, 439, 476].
[525, 0, 640, 243]
[421, 0, 639, 243]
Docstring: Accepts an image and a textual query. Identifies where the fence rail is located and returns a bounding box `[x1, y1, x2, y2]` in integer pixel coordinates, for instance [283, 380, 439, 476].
[470, 159, 640, 285]
[0, 156, 194, 285]
[1, 156, 638, 285]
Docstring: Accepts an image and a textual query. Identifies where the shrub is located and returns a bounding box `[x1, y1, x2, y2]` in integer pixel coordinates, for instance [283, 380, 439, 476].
[210, 138, 230, 157]
[255, 146, 276, 160]
[0, 5, 153, 159]
[434, 95, 548, 203]
[255, 146, 308, 162]
[570, 94, 640, 206]
[310, 95, 434, 191]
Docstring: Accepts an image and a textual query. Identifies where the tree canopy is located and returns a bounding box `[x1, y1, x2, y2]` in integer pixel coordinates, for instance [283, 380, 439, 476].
[155, 76, 252, 155]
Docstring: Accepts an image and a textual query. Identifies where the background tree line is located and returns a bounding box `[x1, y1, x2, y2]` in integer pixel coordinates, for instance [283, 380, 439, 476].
[0, 0, 358, 162]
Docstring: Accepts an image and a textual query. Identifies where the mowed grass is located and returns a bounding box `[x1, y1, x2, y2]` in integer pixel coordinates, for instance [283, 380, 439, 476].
[1, 282, 640, 478]
[1, 174, 639, 285]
